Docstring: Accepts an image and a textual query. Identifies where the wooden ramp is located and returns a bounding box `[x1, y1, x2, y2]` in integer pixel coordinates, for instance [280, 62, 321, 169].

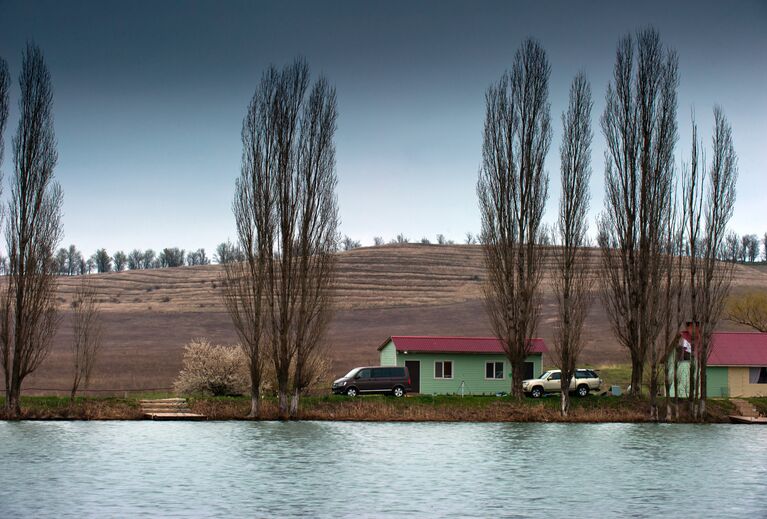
[139, 398, 206, 421]
[729, 398, 765, 424]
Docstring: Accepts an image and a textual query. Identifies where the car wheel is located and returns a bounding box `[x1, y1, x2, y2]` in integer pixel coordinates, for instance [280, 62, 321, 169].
[346, 387, 358, 397]
[392, 386, 405, 398]
[530, 386, 543, 398]
[577, 385, 589, 397]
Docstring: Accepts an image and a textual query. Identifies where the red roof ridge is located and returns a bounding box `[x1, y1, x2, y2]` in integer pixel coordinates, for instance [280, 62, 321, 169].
[390, 335, 545, 341]
[379, 335, 548, 354]
[714, 330, 767, 335]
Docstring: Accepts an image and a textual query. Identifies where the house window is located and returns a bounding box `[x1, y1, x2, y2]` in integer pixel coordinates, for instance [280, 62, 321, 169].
[435, 361, 453, 379]
[749, 367, 767, 384]
[485, 361, 504, 379]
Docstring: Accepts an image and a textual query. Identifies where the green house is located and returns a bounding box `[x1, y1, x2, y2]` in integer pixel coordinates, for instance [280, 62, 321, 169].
[377, 336, 547, 395]
[669, 330, 767, 398]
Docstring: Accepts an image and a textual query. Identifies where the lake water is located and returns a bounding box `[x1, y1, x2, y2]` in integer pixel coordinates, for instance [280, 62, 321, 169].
[0, 421, 765, 518]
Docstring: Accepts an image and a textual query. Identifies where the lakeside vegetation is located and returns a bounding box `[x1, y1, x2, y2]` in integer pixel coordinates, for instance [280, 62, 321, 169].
[0, 393, 744, 423]
[0, 362, 748, 422]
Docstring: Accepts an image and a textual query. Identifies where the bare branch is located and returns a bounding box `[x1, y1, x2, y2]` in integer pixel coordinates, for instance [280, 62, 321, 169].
[1, 43, 63, 417]
[478, 38, 551, 399]
[552, 72, 593, 416]
[598, 28, 678, 399]
[70, 279, 103, 400]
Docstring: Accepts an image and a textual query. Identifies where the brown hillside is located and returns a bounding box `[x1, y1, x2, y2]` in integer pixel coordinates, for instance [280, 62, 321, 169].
[19, 244, 767, 394]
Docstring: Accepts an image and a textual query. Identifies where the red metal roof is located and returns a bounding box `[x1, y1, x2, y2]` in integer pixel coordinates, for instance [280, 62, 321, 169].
[379, 336, 547, 354]
[680, 331, 767, 366]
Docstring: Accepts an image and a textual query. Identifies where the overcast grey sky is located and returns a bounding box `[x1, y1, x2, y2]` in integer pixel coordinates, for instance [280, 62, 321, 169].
[0, 0, 765, 256]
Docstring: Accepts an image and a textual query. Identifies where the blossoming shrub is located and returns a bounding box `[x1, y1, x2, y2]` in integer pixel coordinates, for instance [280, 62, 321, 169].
[174, 338, 249, 396]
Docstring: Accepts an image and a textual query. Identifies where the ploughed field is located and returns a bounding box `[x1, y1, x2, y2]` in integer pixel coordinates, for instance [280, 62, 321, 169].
[17, 244, 767, 394]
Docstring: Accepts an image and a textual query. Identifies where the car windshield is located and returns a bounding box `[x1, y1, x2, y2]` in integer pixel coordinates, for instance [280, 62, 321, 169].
[537, 371, 551, 380]
[342, 368, 359, 379]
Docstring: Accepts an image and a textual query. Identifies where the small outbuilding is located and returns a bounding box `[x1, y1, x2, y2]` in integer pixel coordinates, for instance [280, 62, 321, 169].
[670, 331, 767, 398]
[378, 336, 547, 395]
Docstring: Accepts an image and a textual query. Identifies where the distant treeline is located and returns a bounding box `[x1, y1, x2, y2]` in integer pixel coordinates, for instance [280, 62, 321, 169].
[12, 240, 246, 275]
[0, 229, 759, 276]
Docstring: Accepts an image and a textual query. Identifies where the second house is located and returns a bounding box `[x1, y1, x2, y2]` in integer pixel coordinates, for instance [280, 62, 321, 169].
[378, 335, 547, 395]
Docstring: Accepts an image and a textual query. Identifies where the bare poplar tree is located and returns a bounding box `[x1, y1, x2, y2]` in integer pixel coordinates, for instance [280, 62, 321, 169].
[227, 59, 338, 419]
[598, 28, 678, 397]
[552, 73, 592, 416]
[0, 56, 9, 171]
[1, 44, 63, 417]
[684, 108, 737, 419]
[70, 280, 103, 400]
[222, 261, 266, 418]
[221, 65, 278, 418]
[289, 76, 339, 415]
[478, 38, 551, 399]
[658, 191, 686, 421]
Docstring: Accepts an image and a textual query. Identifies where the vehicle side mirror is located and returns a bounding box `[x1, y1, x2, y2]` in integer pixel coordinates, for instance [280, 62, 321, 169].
[354, 374, 360, 379]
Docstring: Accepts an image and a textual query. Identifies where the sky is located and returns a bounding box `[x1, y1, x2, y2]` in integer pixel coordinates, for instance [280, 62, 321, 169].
[0, 0, 765, 257]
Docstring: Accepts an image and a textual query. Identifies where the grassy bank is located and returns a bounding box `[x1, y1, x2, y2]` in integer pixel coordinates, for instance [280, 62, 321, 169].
[0, 394, 740, 423]
[0, 396, 142, 420]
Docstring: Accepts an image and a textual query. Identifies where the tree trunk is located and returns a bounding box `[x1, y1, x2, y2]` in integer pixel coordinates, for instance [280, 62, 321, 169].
[673, 356, 679, 420]
[629, 354, 643, 397]
[5, 383, 20, 418]
[290, 388, 300, 417]
[560, 376, 571, 417]
[699, 364, 707, 421]
[277, 388, 289, 420]
[649, 365, 659, 421]
[510, 362, 524, 399]
[247, 387, 260, 419]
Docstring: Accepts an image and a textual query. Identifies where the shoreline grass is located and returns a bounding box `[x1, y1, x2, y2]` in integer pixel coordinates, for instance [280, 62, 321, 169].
[0, 394, 740, 423]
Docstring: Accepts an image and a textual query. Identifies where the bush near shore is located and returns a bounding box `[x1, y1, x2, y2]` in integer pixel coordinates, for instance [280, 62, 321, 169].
[0, 394, 740, 422]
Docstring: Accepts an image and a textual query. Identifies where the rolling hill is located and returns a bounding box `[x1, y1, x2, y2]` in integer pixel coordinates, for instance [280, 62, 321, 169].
[20, 244, 767, 394]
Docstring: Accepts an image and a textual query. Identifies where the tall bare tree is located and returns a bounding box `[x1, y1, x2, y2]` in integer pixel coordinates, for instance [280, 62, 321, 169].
[658, 188, 686, 421]
[552, 73, 592, 416]
[70, 280, 103, 400]
[221, 66, 278, 418]
[598, 28, 678, 397]
[0, 56, 9, 172]
[1, 44, 63, 417]
[222, 260, 266, 418]
[478, 38, 551, 399]
[683, 108, 737, 418]
[289, 76, 338, 414]
[226, 59, 338, 419]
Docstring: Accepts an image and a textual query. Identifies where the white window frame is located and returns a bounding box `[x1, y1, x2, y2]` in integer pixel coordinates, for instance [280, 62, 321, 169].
[434, 360, 453, 380]
[485, 361, 504, 380]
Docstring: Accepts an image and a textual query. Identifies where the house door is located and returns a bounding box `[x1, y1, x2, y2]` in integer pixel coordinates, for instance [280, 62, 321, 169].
[405, 361, 420, 393]
[524, 362, 535, 380]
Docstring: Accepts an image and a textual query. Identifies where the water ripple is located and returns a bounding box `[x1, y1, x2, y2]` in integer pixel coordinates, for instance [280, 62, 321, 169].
[0, 421, 765, 518]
